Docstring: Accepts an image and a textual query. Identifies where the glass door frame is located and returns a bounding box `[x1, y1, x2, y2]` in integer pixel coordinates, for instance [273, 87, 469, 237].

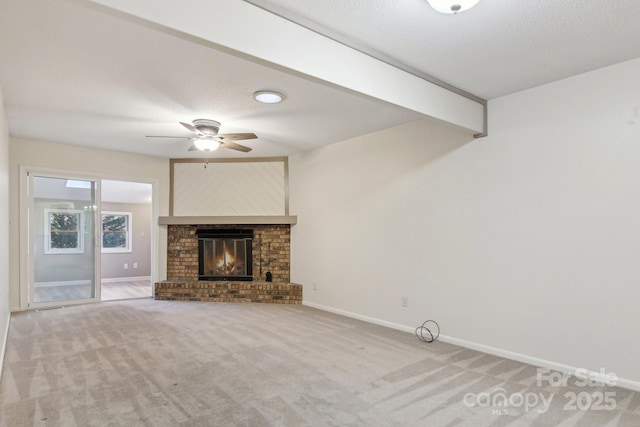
[20, 165, 102, 310]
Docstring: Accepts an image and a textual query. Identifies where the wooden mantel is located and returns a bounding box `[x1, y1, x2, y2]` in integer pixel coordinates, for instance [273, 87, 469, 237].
[158, 216, 297, 225]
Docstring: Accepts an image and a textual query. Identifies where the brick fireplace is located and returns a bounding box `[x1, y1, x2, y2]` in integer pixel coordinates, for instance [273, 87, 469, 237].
[166, 224, 290, 282]
[155, 223, 301, 303]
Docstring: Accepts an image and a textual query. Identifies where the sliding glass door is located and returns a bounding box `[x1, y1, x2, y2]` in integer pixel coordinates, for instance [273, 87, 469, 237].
[28, 174, 100, 307]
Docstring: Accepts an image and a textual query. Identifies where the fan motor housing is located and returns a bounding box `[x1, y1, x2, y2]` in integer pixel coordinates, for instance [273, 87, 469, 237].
[193, 119, 221, 136]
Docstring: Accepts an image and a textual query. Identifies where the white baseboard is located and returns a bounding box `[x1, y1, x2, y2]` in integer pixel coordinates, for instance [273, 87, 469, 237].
[303, 300, 415, 333]
[101, 276, 152, 283]
[615, 376, 640, 392]
[302, 300, 640, 392]
[437, 334, 640, 393]
[34, 280, 91, 288]
[0, 312, 10, 384]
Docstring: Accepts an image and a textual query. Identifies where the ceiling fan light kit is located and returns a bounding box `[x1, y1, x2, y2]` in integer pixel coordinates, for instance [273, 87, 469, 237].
[194, 139, 221, 151]
[426, 0, 480, 14]
[253, 90, 285, 104]
[147, 119, 257, 153]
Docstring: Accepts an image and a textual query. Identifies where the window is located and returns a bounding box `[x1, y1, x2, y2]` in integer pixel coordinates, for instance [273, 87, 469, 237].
[102, 211, 132, 253]
[44, 209, 84, 254]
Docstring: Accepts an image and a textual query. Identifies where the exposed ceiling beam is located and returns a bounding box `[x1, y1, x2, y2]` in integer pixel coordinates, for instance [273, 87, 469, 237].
[85, 0, 486, 135]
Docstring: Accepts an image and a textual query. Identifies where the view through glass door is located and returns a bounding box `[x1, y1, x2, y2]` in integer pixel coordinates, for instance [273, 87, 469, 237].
[29, 175, 99, 306]
[100, 179, 153, 301]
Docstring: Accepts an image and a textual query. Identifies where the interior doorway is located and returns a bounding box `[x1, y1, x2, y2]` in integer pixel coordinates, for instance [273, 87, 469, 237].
[100, 180, 153, 301]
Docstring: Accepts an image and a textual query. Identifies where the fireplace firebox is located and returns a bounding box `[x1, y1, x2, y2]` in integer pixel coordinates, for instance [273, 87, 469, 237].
[197, 229, 253, 281]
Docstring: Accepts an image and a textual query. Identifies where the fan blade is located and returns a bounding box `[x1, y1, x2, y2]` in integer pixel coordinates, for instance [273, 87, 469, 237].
[146, 135, 192, 139]
[179, 121, 200, 134]
[188, 144, 198, 151]
[218, 132, 257, 141]
[221, 141, 252, 152]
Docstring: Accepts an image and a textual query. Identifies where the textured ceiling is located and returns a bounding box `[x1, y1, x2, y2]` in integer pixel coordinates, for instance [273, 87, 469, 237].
[251, 0, 640, 99]
[1, 0, 640, 159]
[0, 0, 421, 158]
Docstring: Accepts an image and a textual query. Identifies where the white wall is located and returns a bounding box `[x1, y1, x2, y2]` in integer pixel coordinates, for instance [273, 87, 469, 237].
[9, 138, 170, 310]
[0, 86, 10, 381]
[290, 57, 640, 387]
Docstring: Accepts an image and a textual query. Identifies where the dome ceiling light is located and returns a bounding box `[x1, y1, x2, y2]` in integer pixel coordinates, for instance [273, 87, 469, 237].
[426, 0, 481, 14]
[193, 138, 221, 152]
[253, 90, 285, 104]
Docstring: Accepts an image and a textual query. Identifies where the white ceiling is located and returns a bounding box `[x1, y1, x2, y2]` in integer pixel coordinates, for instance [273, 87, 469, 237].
[0, 0, 422, 159]
[251, 0, 640, 100]
[2, 0, 640, 159]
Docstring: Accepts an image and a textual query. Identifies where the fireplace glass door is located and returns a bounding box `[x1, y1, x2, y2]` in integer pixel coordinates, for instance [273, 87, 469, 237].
[202, 238, 248, 277]
[197, 229, 253, 281]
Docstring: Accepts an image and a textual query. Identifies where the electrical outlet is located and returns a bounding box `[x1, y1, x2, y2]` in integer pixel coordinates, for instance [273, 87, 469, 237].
[401, 295, 408, 307]
[133, 263, 138, 269]
[124, 263, 128, 269]
[312, 282, 317, 291]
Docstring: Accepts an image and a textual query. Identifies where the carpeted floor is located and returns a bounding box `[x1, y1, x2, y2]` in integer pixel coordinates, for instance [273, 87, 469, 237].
[1, 300, 639, 426]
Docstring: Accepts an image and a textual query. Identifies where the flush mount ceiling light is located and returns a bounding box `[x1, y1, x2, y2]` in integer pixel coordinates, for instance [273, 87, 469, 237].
[427, 0, 480, 14]
[253, 90, 284, 104]
[194, 138, 221, 152]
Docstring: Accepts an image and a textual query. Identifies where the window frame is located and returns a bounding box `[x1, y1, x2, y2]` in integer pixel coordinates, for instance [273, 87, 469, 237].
[44, 208, 85, 255]
[101, 211, 133, 254]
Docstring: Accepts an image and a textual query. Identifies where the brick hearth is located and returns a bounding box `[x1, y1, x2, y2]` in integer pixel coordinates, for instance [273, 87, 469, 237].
[155, 281, 302, 304]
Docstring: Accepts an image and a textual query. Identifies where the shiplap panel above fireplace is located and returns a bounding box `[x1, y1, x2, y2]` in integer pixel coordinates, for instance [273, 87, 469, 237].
[171, 158, 287, 216]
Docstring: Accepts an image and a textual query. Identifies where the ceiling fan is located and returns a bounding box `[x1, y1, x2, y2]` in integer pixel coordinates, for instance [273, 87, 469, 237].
[146, 119, 257, 152]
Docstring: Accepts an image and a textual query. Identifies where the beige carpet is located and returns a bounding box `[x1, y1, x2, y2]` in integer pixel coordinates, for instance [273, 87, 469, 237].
[1, 300, 639, 426]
